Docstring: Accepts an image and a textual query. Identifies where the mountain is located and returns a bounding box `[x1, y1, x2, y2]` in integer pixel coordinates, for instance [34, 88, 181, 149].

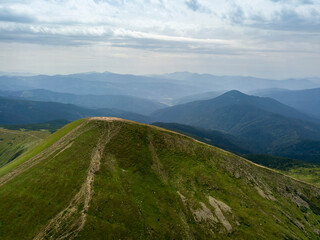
[0, 89, 167, 115]
[0, 117, 319, 239]
[153, 90, 320, 125]
[152, 91, 320, 162]
[253, 88, 320, 118]
[0, 97, 151, 125]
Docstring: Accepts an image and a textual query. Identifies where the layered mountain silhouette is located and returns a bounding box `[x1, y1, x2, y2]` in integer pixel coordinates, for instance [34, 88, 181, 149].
[0, 97, 151, 124]
[152, 91, 320, 162]
[254, 88, 320, 118]
[0, 89, 166, 115]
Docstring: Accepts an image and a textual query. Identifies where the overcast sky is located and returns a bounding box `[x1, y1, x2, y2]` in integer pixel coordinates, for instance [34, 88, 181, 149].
[0, 0, 319, 78]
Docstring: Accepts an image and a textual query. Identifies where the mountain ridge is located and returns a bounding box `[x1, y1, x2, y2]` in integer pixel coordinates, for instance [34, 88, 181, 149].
[152, 90, 320, 162]
[0, 117, 319, 239]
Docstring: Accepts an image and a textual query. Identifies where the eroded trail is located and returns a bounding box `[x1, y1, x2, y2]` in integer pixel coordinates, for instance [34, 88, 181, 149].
[34, 120, 121, 240]
[0, 120, 92, 187]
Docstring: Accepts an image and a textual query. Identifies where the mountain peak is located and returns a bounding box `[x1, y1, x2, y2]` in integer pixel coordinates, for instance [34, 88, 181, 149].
[219, 90, 247, 98]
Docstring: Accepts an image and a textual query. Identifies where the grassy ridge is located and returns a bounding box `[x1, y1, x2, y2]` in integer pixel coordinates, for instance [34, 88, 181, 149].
[0, 118, 319, 239]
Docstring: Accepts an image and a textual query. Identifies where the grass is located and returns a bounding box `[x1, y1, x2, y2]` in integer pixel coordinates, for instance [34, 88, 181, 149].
[0, 128, 50, 167]
[0, 118, 319, 239]
[0, 118, 85, 178]
[284, 166, 320, 187]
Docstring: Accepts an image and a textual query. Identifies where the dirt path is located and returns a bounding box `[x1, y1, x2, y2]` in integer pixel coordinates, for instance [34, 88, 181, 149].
[0, 120, 91, 187]
[34, 120, 122, 240]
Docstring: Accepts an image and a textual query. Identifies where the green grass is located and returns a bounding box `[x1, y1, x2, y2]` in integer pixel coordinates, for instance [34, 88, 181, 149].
[0, 119, 319, 239]
[284, 166, 320, 187]
[0, 128, 50, 167]
[0, 118, 85, 178]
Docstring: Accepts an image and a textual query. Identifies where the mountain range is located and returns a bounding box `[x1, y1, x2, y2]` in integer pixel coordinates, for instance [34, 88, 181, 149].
[253, 88, 320, 118]
[0, 89, 166, 115]
[0, 97, 151, 125]
[152, 91, 320, 162]
[1, 71, 320, 103]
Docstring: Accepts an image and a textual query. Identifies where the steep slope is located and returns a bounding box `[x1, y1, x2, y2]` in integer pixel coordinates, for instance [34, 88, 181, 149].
[254, 88, 320, 118]
[0, 118, 319, 239]
[0, 89, 167, 115]
[152, 122, 320, 185]
[152, 91, 320, 162]
[0, 97, 151, 124]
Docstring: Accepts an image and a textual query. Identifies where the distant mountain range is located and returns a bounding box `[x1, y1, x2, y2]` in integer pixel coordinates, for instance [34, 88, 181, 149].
[0, 73, 200, 102]
[0, 89, 166, 115]
[152, 90, 320, 162]
[0, 97, 151, 125]
[253, 88, 320, 118]
[1, 71, 320, 103]
[155, 72, 320, 92]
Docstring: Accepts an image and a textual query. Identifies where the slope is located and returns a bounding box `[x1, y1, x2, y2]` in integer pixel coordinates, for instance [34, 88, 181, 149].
[0, 128, 49, 167]
[0, 89, 167, 115]
[0, 118, 319, 239]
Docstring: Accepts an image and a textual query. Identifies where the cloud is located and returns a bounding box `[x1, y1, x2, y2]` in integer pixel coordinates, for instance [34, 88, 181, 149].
[0, 7, 35, 23]
[0, 0, 319, 78]
[185, 0, 200, 11]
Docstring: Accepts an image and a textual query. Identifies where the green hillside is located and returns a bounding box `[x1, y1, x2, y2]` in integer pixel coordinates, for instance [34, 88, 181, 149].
[0, 118, 319, 239]
[153, 122, 320, 187]
[0, 128, 49, 168]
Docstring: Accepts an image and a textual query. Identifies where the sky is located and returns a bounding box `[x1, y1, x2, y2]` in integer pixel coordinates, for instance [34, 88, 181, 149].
[0, 0, 319, 79]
